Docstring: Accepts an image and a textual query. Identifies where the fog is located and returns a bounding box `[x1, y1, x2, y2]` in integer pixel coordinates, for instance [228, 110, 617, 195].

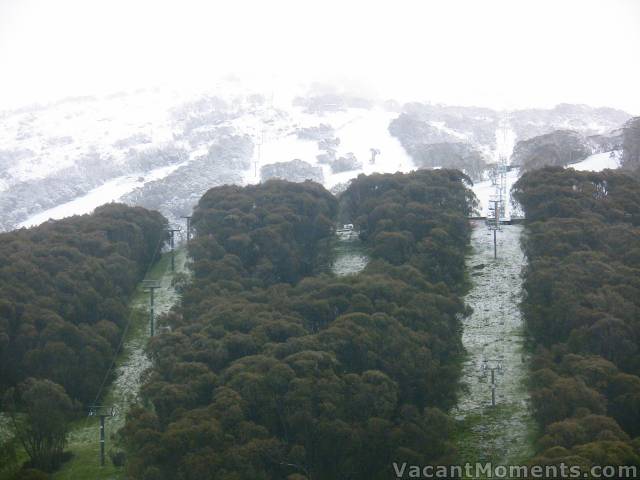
[1, 0, 639, 112]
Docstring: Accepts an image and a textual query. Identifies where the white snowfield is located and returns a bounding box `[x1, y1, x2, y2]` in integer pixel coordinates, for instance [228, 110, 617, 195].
[240, 107, 415, 189]
[469, 117, 519, 219]
[568, 151, 621, 171]
[0, 90, 180, 191]
[471, 169, 521, 219]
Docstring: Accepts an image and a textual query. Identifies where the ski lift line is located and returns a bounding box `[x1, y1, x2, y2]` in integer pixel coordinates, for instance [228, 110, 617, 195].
[68, 233, 165, 473]
[90, 234, 166, 408]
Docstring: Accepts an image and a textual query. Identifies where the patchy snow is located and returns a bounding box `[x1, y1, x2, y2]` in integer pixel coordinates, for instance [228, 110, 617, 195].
[469, 118, 520, 219]
[107, 248, 187, 435]
[569, 151, 621, 172]
[495, 117, 517, 163]
[240, 107, 414, 189]
[331, 228, 368, 276]
[0, 89, 183, 189]
[18, 161, 187, 228]
[471, 168, 520, 219]
[454, 222, 536, 463]
[430, 120, 469, 141]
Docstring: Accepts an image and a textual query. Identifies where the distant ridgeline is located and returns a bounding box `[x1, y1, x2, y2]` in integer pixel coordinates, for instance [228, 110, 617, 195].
[513, 167, 640, 467]
[122, 171, 476, 480]
[0, 204, 167, 404]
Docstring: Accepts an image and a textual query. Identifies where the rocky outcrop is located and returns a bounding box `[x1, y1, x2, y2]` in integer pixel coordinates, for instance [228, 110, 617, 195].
[510, 130, 592, 171]
[261, 159, 324, 184]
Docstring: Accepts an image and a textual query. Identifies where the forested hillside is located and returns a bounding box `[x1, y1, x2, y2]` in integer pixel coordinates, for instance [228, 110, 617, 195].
[122, 171, 474, 480]
[0, 204, 168, 404]
[513, 167, 640, 467]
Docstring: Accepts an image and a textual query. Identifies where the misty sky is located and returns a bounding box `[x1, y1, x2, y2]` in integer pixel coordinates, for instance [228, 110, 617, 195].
[1, 0, 639, 113]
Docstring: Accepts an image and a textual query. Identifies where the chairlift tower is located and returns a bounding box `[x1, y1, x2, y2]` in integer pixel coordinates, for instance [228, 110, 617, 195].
[487, 197, 502, 259]
[487, 144, 509, 259]
[181, 216, 192, 245]
[167, 226, 182, 272]
[142, 280, 161, 336]
[481, 360, 503, 407]
[88, 405, 116, 466]
[255, 129, 265, 179]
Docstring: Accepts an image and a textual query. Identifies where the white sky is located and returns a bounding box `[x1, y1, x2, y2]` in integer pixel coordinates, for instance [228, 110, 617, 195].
[0, 0, 639, 113]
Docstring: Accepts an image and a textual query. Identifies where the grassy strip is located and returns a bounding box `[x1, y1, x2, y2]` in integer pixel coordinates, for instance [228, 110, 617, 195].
[52, 252, 178, 479]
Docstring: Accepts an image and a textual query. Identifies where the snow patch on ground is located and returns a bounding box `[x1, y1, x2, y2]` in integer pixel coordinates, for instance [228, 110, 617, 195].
[495, 118, 517, 163]
[18, 161, 188, 228]
[471, 169, 520, 219]
[454, 222, 536, 463]
[331, 228, 368, 276]
[569, 151, 621, 171]
[65, 249, 189, 453]
[109, 249, 186, 419]
[241, 107, 414, 189]
[430, 120, 469, 141]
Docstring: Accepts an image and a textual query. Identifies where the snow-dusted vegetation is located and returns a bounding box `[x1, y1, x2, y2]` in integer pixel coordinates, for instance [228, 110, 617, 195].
[454, 222, 536, 463]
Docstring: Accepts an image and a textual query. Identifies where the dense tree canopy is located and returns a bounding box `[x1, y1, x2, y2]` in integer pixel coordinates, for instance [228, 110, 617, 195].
[122, 172, 475, 480]
[0, 204, 168, 404]
[513, 167, 640, 468]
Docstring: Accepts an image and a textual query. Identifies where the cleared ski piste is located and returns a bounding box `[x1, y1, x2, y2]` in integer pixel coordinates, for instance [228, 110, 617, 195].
[331, 227, 368, 277]
[53, 248, 188, 480]
[18, 161, 188, 229]
[569, 150, 621, 171]
[454, 221, 537, 465]
[241, 107, 415, 189]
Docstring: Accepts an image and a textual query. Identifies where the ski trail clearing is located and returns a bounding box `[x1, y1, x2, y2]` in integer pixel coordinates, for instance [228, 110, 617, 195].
[331, 226, 368, 277]
[53, 249, 188, 480]
[454, 222, 536, 464]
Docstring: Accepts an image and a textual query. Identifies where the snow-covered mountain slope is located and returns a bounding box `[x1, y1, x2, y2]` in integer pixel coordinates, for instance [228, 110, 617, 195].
[469, 117, 519, 219]
[18, 162, 185, 228]
[0, 85, 630, 231]
[241, 107, 414, 189]
[509, 104, 630, 142]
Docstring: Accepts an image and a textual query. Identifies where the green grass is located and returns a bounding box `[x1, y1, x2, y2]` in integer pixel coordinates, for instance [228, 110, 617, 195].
[52, 252, 178, 480]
